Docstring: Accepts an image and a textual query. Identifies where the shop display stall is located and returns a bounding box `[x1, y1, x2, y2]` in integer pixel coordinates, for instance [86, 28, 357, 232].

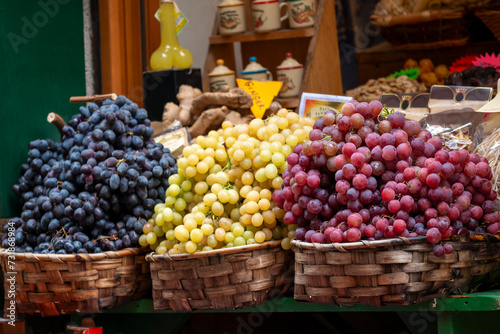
[1, 0, 500, 333]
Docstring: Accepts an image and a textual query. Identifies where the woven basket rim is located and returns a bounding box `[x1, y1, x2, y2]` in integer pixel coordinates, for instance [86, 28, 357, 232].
[146, 240, 282, 262]
[0, 246, 150, 262]
[291, 234, 500, 252]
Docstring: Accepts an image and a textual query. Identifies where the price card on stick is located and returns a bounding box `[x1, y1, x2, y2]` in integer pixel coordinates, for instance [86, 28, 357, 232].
[298, 92, 352, 120]
[237, 79, 282, 119]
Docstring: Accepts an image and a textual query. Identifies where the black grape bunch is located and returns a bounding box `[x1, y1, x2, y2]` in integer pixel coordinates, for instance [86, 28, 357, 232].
[3, 96, 177, 254]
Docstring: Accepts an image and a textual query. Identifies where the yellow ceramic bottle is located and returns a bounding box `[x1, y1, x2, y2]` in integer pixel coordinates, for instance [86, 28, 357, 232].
[150, 0, 193, 70]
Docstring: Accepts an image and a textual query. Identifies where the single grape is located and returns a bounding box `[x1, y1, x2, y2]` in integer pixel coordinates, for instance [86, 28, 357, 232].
[433, 244, 445, 257]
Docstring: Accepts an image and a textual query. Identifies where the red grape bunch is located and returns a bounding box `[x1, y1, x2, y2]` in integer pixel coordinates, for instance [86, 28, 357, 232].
[274, 100, 500, 257]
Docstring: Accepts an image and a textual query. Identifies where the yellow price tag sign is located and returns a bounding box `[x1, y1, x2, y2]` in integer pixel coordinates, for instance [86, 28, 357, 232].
[237, 79, 282, 119]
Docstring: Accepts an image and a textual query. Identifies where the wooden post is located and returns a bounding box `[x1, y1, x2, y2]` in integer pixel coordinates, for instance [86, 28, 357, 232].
[302, 0, 343, 95]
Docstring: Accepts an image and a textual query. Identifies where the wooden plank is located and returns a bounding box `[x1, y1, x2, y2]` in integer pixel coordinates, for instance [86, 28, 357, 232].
[99, 0, 144, 105]
[124, 0, 144, 105]
[329, 276, 356, 288]
[144, 0, 161, 72]
[243, 0, 254, 32]
[348, 286, 389, 297]
[377, 272, 410, 285]
[209, 28, 314, 44]
[303, 0, 342, 95]
[196, 263, 233, 278]
[355, 41, 500, 85]
[99, 0, 127, 96]
[343, 264, 385, 276]
[402, 262, 438, 273]
[303, 264, 333, 276]
[325, 252, 352, 265]
[375, 251, 413, 264]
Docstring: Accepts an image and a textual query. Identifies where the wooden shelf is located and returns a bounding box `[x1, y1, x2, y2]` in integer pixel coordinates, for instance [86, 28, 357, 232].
[109, 290, 500, 313]
[356, 40, 500, 85]
[68, 291, 500, 333]
[209, 28, 314, 44]
[203, 0, 343, 97]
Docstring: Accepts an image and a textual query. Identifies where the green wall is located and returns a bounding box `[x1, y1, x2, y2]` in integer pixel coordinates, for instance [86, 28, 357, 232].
[0, 0, 86, 217]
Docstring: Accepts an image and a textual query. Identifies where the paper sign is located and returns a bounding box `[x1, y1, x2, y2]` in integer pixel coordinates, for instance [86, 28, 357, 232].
[237, 79, 282, 119]
[155, 2, 188, 34]
[153, 127, 191, 157]
[380, 93, 430, 121]
[298, 92, 352, 120]
[428, 85, 492, 114]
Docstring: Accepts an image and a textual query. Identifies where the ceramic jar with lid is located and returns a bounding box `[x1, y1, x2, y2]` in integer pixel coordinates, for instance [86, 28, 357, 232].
[276, 53, 304, 97]
[240, 57, 272, 82]
[208, 59, 236, 92]
[218, 0, 246, 35]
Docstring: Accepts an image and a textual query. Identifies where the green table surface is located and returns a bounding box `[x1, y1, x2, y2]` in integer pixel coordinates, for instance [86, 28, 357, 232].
[107, 290, 500, 313]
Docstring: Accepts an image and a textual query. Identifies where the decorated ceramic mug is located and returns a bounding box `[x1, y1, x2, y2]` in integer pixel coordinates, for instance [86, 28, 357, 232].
[276, 52, 304, 97]
[218, 0, 246, 35]
[252, 0, 288, 33]
[287, 0, 315, 29]
[241, 57, 273, 81]
[208, 59, 236, 92]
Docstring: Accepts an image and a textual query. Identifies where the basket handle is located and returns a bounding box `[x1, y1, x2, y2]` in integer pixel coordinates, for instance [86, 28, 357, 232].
[69, 93, 117, 103]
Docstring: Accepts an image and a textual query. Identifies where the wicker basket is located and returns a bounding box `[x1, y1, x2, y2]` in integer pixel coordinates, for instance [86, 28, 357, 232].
[370, 9, 472, 50]
[475, 10, 500, 41]
[292, 234, 500, 306]
[146, 240, 294, 311]
[0, 247, 151, 316]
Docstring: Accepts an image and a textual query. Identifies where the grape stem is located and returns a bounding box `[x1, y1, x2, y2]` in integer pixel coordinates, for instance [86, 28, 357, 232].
[205, 210, 216, 221]
[264, 114, 275, 121]
[335, 222, 347, 232]
[322, 133, 333, 143]
[221, 142, 232, 171]
[116, 158, 126, 168]
[93, 235, 118, 243]
[380, 106, 405, 119]
[48, 227, 69, 250]
[46, 112, 67, 139]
